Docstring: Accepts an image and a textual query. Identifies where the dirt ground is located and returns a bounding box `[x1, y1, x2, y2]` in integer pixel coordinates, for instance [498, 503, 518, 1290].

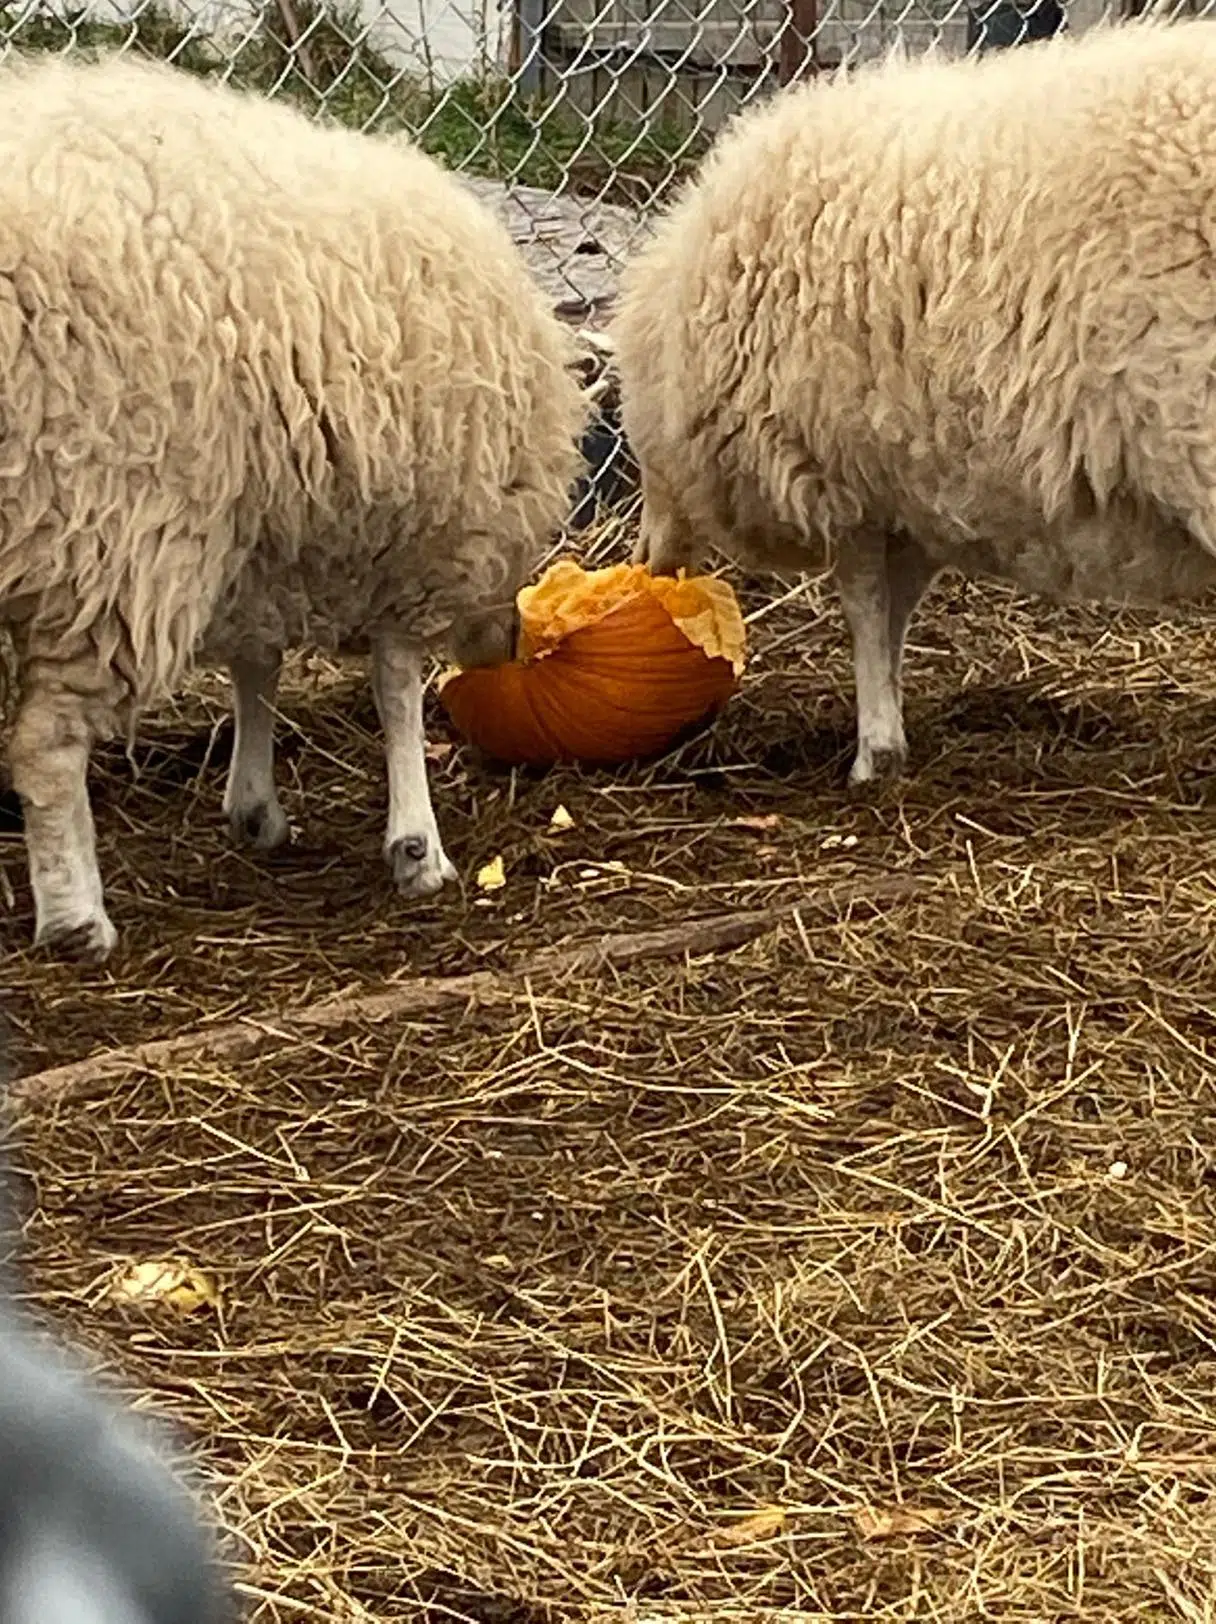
[4, 541, 1216, 1624]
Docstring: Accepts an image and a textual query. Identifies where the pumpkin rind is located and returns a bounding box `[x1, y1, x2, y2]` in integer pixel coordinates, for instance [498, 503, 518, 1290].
[440, 583, 742, 766]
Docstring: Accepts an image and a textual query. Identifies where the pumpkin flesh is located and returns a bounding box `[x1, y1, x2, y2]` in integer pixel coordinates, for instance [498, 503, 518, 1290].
[440, 583, 742, 767]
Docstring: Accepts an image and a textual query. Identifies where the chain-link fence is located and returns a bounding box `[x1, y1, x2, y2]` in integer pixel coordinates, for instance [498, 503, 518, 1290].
[0, 0, 1191, 302]
[0, 0, 1200, 528]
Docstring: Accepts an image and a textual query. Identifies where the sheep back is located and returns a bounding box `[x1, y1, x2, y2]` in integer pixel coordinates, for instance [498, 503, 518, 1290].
[612, 18, 1216, 605]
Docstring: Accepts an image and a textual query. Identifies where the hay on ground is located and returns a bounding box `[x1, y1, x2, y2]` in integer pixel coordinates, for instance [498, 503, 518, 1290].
[3, 546, 1216, 1623]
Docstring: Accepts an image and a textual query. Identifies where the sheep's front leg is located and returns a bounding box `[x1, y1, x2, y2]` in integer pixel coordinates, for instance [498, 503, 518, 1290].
[371, 634, 457, 899]
[633, 520, 700, 574]
[8, 666, 116, 961]
[223, 651, 290, 850]
[836, 531, 936, 789]
[631, 471, 700, 574]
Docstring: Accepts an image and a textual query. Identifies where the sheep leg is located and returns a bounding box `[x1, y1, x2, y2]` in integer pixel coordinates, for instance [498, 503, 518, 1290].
[371, 633, 458, 900]
[223, 651, 290, 850]
[885, 532, 939, 690]
[631, 472, 700, 574]
[837, 531, 936, 789]
[8, 667, 117, 961]
[632, 523, 699, 574]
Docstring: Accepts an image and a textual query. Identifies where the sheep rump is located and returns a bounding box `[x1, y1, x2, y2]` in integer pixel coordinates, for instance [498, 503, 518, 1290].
[0, 50, 586, 959]
[612, 17, 1216, 785]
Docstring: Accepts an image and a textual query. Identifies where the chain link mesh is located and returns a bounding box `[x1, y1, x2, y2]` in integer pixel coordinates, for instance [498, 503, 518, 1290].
[0, 0, 1200, 531]
[0, 0, 1191, 301]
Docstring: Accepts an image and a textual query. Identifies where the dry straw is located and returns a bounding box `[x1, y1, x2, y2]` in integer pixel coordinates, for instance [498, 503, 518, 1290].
[3, 547, 1216, 1622]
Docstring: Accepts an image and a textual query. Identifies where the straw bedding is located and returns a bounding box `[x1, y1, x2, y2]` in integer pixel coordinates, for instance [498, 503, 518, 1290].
[3, 532, 1216, 1622]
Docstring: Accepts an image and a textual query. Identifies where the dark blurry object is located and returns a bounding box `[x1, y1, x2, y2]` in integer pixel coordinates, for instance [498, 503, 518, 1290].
[967, 0, 1065, 51]
[0, 1109, 232, 1624]
[569, 329, 640, 532]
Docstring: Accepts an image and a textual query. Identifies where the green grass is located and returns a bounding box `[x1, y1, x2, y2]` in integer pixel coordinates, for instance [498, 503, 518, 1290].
[0, 0, 705, 202]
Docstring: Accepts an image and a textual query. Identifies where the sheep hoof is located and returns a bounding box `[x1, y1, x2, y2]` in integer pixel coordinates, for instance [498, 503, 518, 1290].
[35, 911, 118, 963]
[387, 834, 457, 899]
[847, 746, 906, 794]
[227, 800, 290, 851]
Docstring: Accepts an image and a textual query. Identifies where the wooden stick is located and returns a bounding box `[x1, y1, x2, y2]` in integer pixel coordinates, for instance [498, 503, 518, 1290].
[6, 876, 922, 1111]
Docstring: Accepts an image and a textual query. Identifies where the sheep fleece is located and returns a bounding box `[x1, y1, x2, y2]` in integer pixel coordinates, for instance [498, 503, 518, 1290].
[612, 18, 1216, 606]
[0, 52, 585, 709]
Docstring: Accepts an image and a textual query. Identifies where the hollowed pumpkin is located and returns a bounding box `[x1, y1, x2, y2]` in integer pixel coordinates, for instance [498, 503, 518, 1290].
[438, 558, 747, 767]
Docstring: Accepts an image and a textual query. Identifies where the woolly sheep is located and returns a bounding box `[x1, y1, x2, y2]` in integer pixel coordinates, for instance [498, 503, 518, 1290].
[0, 51, 586, 961]
[611, 17, 1216, 788]
[0, 1145, 230, 1624]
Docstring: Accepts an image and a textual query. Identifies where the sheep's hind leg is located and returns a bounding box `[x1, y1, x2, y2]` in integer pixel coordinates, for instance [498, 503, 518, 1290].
[886, 531, 938, 700]
[836, 531, 936, 790]
[223, 651, 290, 850]
[371, 633, 457, 900]
[8, 662, 118, 961]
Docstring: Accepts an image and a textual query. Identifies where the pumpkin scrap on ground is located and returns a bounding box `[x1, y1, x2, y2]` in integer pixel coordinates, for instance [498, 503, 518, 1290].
[439, 559, 747, 766]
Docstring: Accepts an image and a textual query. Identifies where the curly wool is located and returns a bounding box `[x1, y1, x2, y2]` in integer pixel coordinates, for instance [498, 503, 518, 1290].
[0, 51, 587, 713]
[612, 16, 1216, 607]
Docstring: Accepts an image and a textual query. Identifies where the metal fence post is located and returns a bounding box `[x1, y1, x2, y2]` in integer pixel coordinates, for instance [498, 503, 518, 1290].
[778, 0, 818, 85]
[515, 0, 546, 97]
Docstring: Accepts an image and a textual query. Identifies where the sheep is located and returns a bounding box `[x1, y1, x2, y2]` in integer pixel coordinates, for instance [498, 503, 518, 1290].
[0, 50, 587, 962]
[0, 1144, 231, 1624]
[611, 16, 1216, 789]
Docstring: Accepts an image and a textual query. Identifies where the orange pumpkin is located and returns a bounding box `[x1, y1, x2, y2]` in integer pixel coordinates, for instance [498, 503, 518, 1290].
[438, 559, 747, 767]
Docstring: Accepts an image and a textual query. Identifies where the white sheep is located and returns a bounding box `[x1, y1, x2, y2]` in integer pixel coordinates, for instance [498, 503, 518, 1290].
[0, 50, 586, 960]
[0, 1153, 230, 1624]
[611, 16, 1216, 787]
